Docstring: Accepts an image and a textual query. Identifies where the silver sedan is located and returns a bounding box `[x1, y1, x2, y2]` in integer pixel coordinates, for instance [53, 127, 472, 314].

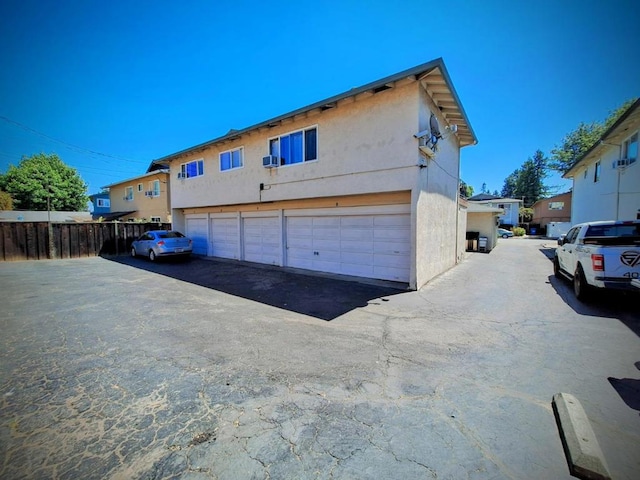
[131, 230, 193, 261]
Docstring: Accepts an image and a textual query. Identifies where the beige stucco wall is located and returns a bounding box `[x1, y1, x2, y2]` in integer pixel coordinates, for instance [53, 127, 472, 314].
[414, 85, 463, 287]
[168, 79, 419, 210]
[467, 212, 498, 252]
[108, 172, 171, 222]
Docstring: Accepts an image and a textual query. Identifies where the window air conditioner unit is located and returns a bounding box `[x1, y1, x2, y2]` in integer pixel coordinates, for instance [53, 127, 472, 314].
[145, 191, 153, 197]
[177, 172, 185, 179]
[617, 158, 630, 167]
[263, 155, 278, 168]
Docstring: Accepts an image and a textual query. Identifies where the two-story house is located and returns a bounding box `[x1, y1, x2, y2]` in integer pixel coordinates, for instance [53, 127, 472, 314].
[563, 98, 639, 224]
[88, 192, 111, 219]
[467, 194, 522, 227]
[102, 169, 171, 223]
[154, 58, 477, 289]
[531, 191, 572, 236]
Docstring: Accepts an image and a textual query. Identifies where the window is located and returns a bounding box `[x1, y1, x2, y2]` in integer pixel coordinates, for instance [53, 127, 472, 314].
[623, 132, 638, 164]
[220, 147, 243, 171]
[150, 179, 160, 197]
[583, 168, 588, 179]
[269, 126, 317, 166]
[151, 216, 161, 223]
[594, 161, 601, 182]
[96, 198, 110, 208]
[180, 159, 204, 178]
[125, 186, 133, 201]
[549, 202, 564, 210]
[137, 183, 143, 192]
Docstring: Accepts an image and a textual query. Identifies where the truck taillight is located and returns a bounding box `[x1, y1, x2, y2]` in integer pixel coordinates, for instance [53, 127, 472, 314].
[591, 254, 604, 271]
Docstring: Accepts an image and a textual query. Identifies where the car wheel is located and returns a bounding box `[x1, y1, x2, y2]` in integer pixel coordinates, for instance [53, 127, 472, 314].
[553, 256, 561, 278]
[502, 234, 509, 239]
[149, 250, 157, 262]
[573, 265, 590, 301]
[131, 247, 136, 258]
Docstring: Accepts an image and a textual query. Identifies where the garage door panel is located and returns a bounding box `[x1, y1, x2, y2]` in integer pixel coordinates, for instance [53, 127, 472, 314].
[186, 218, 208, 255]
[210, 217, 239, 259]
[374, 215, 411, 227]
[285, 210, 410, 283]
[374, 229, 410, 241]
[374, 265, 409, 282]
[242, 217, 280, 265]
[341, 239, 373, 253]
[341, 216, 374, 227]
[341, 251, 373, 265]
[374, 240, 411, 255]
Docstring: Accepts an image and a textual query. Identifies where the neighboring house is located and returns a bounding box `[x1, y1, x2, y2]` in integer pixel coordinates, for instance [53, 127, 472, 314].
[563, 98, 640, 224]
[531, 191, 572, 230]
[154, 58, 477, 290]
[467, 194, 522, 227]
[102, 169, 171, 223]
[89, 192, 111, 219]
[466, 202, 502, 253]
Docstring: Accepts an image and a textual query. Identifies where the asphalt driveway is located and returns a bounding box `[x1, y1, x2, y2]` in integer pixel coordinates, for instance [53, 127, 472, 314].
[1, 240, 638, 479]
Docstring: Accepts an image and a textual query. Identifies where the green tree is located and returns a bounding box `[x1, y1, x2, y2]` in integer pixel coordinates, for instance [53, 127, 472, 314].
[0, 190, 13, 210]
[0, 153, 88, 211]
[500, 150, 550, 207]
[501, 169, 519, 198]
[550, 98, 637, 173]
[519, 207, 533, 223]
[459, 180, 474, 198]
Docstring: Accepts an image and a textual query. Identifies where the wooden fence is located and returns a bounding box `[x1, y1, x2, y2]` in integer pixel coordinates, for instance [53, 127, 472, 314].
[0, 222, 171, 261]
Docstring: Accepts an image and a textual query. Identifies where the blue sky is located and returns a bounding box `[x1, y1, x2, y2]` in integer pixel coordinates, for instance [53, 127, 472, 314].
[1, 0, 638, 200]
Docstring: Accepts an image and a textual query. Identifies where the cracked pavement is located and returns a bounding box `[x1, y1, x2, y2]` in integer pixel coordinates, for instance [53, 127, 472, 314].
[1, 239, 639, 479]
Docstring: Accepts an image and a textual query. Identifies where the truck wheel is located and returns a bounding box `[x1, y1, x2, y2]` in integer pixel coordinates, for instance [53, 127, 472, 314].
[573, 265, 590, 301]
[553, 256, 561, 278]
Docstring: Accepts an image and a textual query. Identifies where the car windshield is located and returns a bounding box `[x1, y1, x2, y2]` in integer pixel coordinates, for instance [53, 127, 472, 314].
[158, 231, 185, 239]
[585, 224, 640, 237]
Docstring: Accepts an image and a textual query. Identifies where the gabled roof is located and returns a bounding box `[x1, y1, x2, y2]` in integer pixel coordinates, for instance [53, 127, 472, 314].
[468, 193, 500, 201]
[153, 58, 477, 166]
[101, 169, 169, 189]
[563, 98, 640, 178]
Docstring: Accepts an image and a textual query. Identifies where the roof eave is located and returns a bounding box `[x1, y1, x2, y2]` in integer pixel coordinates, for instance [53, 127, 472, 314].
[153, 58, 477, 166]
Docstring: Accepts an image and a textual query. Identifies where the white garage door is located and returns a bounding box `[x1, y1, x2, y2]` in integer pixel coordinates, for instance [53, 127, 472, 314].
[210, 216, 239, 259]
[243, 216, 281, 265]
[185, 217, 208, 255]
[286, 213, 410, 282]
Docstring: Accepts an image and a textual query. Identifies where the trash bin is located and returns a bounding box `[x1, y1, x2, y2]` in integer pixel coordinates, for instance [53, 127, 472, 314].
[530, 228, 537, 235]
[466, 231, 479, 251]
[478, 236, 488, 252]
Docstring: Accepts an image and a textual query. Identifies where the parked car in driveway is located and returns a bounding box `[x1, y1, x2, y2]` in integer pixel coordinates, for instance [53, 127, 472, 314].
[497, 228, 514, 238]
[131, 230, 193, 261]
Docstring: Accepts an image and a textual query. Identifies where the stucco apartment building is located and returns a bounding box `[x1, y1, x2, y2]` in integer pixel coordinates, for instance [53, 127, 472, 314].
[155, 58, 477, 290]
[531, 192, 572, 227]
[103, 169, 171, 223]
[563, 98, 639, 224]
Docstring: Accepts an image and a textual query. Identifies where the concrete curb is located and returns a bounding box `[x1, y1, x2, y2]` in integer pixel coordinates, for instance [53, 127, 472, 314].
[552, 393, 612, 480]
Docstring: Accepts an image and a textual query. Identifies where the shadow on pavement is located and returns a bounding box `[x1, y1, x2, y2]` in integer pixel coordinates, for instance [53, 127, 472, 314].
[546, 274, 640, 336]
[608, 377, 640, 414]
[105, 255, 406, 321]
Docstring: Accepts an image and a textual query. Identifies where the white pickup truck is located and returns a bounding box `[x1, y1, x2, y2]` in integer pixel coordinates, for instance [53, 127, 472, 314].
[554, 220, 640, 300]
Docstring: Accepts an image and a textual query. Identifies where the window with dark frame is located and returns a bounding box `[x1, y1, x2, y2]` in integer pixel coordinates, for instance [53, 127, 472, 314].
[594, 161, 601, 182]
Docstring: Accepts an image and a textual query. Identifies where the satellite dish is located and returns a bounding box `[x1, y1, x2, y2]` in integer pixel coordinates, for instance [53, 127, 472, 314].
[430, 113, 442, 139]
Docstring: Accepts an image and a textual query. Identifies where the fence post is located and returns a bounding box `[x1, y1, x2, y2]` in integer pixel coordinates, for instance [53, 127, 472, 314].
[114, 222, 119, 256]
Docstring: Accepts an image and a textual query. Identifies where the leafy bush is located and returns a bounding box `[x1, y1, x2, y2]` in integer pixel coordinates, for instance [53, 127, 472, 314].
[513, 227, 526, 236]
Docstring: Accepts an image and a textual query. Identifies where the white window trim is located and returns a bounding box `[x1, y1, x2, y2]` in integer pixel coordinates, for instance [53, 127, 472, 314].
[137, 183, 143, 192]
[150, 216, 161, 223]
[594, 160, 601, 182]
[180, 159, 205, 179]
[125, 186, 134, 201]
[622, 130, 638, 165]
[149, 179, 161, 197]
[219, 147, 244, 172]
[268, 125, 318, 168]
